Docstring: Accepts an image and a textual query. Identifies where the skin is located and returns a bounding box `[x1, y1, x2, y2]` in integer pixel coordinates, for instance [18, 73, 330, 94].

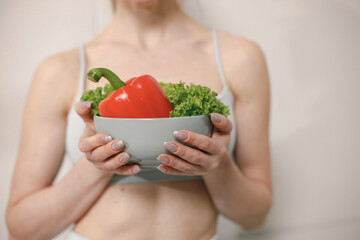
[6, 0, 272, 239]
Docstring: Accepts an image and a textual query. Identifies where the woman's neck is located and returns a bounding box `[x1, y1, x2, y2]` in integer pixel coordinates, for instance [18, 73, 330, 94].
[102, 0, 192, 48]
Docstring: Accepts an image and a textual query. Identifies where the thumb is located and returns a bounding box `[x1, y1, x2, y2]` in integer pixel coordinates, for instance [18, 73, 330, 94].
[210, 113, 232, 134]
[75, 101, 95, 129]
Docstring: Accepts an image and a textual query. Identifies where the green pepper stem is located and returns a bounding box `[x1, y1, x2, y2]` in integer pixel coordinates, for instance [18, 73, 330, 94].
[87, 68, 126, 90]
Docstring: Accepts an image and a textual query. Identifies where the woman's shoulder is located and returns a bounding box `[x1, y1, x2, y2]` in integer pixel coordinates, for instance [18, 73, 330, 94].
[216, 30, 268, 97]
[31, 47, 82, 113]
[216, 30, 265, 70]
[35, 48, 80, 82]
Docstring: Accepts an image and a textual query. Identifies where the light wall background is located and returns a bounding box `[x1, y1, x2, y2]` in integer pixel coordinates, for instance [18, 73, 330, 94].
[1, 0, 359, 239]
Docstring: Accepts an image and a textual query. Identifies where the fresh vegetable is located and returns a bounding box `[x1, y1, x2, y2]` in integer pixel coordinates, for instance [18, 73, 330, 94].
[81, 69, 230, 118]
[160, 82, 230, 117]
[82, 68, 174, 118]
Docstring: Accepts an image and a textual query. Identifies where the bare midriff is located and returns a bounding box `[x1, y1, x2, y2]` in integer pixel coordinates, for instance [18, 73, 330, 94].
[73, 179, 218, 240]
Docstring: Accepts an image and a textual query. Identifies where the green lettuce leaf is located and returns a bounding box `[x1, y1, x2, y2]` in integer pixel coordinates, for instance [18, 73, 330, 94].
[160, 82, 230, 117]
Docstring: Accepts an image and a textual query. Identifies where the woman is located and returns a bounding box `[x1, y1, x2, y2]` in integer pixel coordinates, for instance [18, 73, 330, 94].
[6, 0, 272, 239]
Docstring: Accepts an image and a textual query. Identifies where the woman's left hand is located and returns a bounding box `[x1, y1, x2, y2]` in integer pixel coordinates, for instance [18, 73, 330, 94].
[157, 113, 233, 175]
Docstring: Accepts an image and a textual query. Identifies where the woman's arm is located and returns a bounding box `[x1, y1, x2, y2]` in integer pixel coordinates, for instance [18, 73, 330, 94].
[202, 41, 272, 229]
[6, 54, 113, 240]
[7, 158, 112, 240]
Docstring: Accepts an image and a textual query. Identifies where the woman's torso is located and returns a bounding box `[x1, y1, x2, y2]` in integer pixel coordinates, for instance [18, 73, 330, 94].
[65, 28, 237, 240]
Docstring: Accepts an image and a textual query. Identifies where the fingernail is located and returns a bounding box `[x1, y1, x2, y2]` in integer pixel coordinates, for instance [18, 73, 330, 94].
[210, 113, 222, 123]
[82, 101, 92, 109]
[120, 154, 130, 163]
[173, 131, 187, 140]
[157, 165, 167, 173]
[157, 155, 169, 164]
[100, 135, 112, 144]
[163, 142, 177, 152]
[133, 166, 141, 174]
[112, 140, 124, 151]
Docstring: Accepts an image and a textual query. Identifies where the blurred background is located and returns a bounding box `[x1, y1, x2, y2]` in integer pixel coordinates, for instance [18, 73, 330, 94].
[1, 0, 359, 239]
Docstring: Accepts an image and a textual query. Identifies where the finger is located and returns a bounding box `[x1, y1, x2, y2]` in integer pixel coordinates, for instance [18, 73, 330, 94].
[173, 130, 222, 155]
[157, 154, 203, 175]
[163, 141, 211, 168]
[75, 101, 94, 128]
[93, 152, 130, 171]
[89, 139, 125, 162]
[114, 164, 142, 175]
[156, 164, 193, 176]
[210, 113, 232, 134]
[78, 133, 113, 152]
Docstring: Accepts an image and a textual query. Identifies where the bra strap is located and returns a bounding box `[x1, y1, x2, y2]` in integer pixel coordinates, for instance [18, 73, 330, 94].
[78, 44, 86, 95]
[211, 29, 228, 89]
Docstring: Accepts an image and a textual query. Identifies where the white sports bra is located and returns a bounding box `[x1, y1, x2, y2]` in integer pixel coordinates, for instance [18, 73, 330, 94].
[65, 29, 237, 184]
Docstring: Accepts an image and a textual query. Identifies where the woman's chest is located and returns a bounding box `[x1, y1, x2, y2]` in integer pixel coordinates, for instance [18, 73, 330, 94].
[84, 43, 225, 94]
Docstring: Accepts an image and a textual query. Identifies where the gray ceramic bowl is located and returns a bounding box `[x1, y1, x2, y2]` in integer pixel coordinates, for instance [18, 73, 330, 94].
[94, 115, 213, 167]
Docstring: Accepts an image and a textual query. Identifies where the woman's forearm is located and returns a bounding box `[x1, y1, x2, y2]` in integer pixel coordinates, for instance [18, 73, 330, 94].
[202, 154, 272, 229]
[6, 156, 112, 240]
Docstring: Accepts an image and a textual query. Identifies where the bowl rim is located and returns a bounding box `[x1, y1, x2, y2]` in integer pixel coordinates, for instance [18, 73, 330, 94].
[94, 114, 211, 121]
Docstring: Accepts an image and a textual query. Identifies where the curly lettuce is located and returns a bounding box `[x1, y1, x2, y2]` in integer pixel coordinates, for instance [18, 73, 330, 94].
[160, 82, 230, 117]
[80, 82, 230, 117]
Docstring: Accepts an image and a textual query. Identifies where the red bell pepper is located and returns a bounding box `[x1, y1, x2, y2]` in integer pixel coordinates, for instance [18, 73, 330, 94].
[87, 68, 174, 118]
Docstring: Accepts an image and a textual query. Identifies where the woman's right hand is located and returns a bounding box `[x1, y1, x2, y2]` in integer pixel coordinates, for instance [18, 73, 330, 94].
[75, 101, 141, 175]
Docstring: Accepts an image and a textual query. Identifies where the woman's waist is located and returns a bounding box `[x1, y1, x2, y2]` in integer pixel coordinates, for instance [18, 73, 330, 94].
[74, 179, 218, 239]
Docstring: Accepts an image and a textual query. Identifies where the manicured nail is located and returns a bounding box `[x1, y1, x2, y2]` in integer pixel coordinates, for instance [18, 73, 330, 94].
[157, 155, 169, 164]
[100, 135, 112, 144]
[82, 101, 92, 109]
[210, 113, 222, 123]
[173, 131, 187, 140]
[120, 154, 130, 163]
[163, 142, 177, 152]
[133, 166, 141, 174]
[157, 165, 167, 173]
[112, 140, 124, 151]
